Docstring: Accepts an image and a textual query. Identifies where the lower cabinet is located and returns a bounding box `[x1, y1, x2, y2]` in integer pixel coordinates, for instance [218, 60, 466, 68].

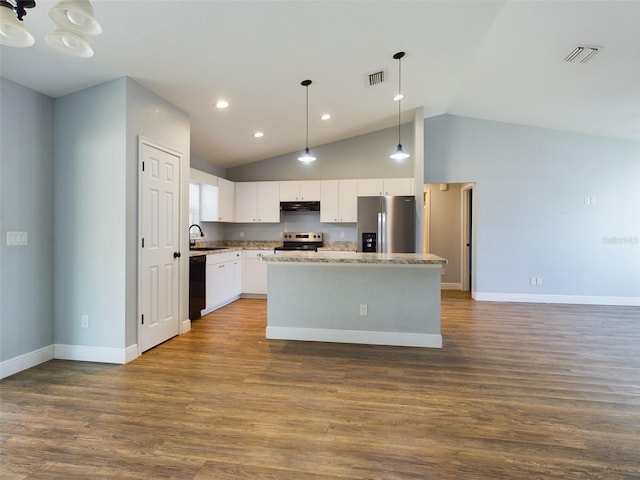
[242, 249, 271, 295]
[204, 251, 242, 313]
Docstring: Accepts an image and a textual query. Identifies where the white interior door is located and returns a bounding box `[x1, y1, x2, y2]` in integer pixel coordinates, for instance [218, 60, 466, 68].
[140, 140, 181, 352]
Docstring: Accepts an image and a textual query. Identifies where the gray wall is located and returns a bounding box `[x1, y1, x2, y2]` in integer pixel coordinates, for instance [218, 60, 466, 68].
[425, 183, 462, 285]
[191, 155, 225, 177]
[125, 78, 191, 346]
[227, 123, 414, 181]
[425, 114, 640, 300]
[54, 77, 190, 352]
[54, 79, 128, 348]
[0, 78, 55, 362]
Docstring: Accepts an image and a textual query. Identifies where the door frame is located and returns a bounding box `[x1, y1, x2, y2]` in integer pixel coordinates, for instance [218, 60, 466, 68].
[422, 187, 431, 253]
[461, 183, 474, 292]
[137, 136, 184, 355]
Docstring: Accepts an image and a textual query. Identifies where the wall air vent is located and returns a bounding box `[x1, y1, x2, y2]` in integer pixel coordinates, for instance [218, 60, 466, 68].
[563, 44, 603, 64]
[367, 70, 385, 86]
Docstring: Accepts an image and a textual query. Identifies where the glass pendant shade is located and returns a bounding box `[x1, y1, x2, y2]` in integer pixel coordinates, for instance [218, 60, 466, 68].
[298, 148, 316, 163]
[390, 144, 410, 161]
[45, 29, 94, 57]
[49, 0, 102, 35]
[0, 5, 35, 47]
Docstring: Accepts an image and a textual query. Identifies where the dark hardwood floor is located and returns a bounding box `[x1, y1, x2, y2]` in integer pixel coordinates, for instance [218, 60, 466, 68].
[1, 292, 639, 479]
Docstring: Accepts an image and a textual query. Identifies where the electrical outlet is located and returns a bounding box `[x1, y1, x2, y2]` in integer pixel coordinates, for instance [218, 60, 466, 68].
[530, 277, 537, 286]
[81, 315, 90, 328]
[536, 277, 543, 285]
[239, 231, 245, 238]
[360, 304, 368, 316]
[340, 231, 345, 239]
[441, 268, 446, 276]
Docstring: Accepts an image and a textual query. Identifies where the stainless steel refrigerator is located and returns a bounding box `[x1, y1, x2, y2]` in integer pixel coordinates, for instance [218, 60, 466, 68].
[357, 196, 415, 253]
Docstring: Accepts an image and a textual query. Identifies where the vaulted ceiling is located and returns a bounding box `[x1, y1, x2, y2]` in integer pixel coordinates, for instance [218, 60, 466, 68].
[2, 1, 639, 167]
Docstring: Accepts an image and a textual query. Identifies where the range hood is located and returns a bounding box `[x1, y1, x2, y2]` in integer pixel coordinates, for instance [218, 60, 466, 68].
[280, 201, 320, 212]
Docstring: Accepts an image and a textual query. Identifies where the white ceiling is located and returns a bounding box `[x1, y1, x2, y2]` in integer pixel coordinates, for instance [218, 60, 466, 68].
[2, 1, 639, 168]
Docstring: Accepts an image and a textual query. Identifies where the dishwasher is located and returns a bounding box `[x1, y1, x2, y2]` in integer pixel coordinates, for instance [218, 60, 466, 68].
[189, 255, 206, 319]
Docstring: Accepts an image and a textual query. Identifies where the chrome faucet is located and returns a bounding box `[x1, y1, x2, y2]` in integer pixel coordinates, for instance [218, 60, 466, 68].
[189, 224, 204, 246]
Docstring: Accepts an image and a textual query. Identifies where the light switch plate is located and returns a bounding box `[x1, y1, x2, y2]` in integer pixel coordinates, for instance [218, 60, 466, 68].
[7, 231, 28, 246]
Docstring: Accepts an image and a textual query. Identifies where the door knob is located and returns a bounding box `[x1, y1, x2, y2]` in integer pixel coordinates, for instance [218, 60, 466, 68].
[173, 251, 181, 258]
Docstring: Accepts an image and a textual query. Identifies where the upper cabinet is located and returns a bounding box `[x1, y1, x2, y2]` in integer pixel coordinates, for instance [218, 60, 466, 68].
[320, 179, 357, 223]
[217, 177, 235, 222]
[191, 167, 414, 225]
[235, 181, 280, 223]
[357, 178, 414, 196]
[190, 168, 218, 186]
[279, 180, 321, 201]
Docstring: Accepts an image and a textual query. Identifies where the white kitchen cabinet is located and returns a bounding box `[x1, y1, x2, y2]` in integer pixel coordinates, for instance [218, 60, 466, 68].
[357, 178, 414, 196]
[200, 183, 219, 222]
[235, 181, 280, 223]
[190, 168, 218, 186]
[217, 177, 235, 222]
[205, 251, 242, 312]
[320, 179, 357, 223]
[279, 180, 321, 201]
[242, 249, 271, 295]
[383, 178, 414, 196]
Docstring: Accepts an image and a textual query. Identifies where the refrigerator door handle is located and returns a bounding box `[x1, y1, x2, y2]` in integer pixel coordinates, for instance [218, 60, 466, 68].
[379, 212, 386, 253]
[377, 212, 382, 253]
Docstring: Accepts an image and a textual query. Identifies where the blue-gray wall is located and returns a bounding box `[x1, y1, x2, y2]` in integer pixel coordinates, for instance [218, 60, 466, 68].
[227, 123, 414, 181]
[1, 78, 55, 362]
[425, 114, 640, 302]
[1, 76, 190, 374]
[54, 79, 128, 349]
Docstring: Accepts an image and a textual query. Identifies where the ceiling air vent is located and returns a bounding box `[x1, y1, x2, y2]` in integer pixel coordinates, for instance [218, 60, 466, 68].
[366, 70, 385, 86]
[563, 44, 603, 64]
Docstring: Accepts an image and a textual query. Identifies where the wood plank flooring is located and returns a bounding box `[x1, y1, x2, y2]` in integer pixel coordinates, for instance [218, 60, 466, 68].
[1, 292, 639, 479]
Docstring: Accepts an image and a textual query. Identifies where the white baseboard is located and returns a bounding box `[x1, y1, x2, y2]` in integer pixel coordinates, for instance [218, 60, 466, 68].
[54, 344, 138, 364]
[0, 345, 54, 379]
[181, 318, 191, 334]
[266, 326, 442, 348]
[474, 292, 640, 306]
[441, 282, 462, 290]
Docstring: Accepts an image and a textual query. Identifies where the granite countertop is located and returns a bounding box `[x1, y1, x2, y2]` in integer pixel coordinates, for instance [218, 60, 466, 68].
[262, 251, 447, 265]
[189, 241, 280, 257]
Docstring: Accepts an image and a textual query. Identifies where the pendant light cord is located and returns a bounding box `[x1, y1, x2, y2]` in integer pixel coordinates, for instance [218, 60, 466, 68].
[306, 84, 310, 150]
[397, 54, 402, 144]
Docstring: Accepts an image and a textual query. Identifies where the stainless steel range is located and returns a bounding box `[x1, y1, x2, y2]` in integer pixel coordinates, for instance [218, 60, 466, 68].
[274, 232, 323, 252]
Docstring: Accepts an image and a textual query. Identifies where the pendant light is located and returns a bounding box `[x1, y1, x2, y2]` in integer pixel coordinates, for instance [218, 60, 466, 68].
[0, 1, 35, 48]
[298, 79, 316, 163]
[390, 51, 410, 161]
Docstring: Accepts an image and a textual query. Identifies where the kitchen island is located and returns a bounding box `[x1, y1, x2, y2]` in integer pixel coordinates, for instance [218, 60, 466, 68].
[262, 251, 447, 348]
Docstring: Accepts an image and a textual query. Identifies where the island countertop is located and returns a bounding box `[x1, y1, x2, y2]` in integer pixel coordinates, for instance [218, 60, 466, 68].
[262, 250, 447, 265]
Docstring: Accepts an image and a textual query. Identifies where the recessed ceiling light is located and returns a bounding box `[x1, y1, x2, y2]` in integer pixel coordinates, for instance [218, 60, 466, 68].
[253, 131, 264, 138]
[393, 94, 404, 101]
[215, 100, 229, 109]
[321, 114, 331, 121]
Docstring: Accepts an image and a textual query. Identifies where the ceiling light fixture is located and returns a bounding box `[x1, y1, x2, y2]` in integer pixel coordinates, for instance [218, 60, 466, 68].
[216, 100, 229, 109]
[298, 79, 316, 163]
[390, 51, 409, 161]
[253, 131, 264, 138]
[321, 113, 331, 121]
[0, 0, 35, 47]
[45, 29, 93, 57]
[48, 0, 101, 36]
[0, 0, 101, 56]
